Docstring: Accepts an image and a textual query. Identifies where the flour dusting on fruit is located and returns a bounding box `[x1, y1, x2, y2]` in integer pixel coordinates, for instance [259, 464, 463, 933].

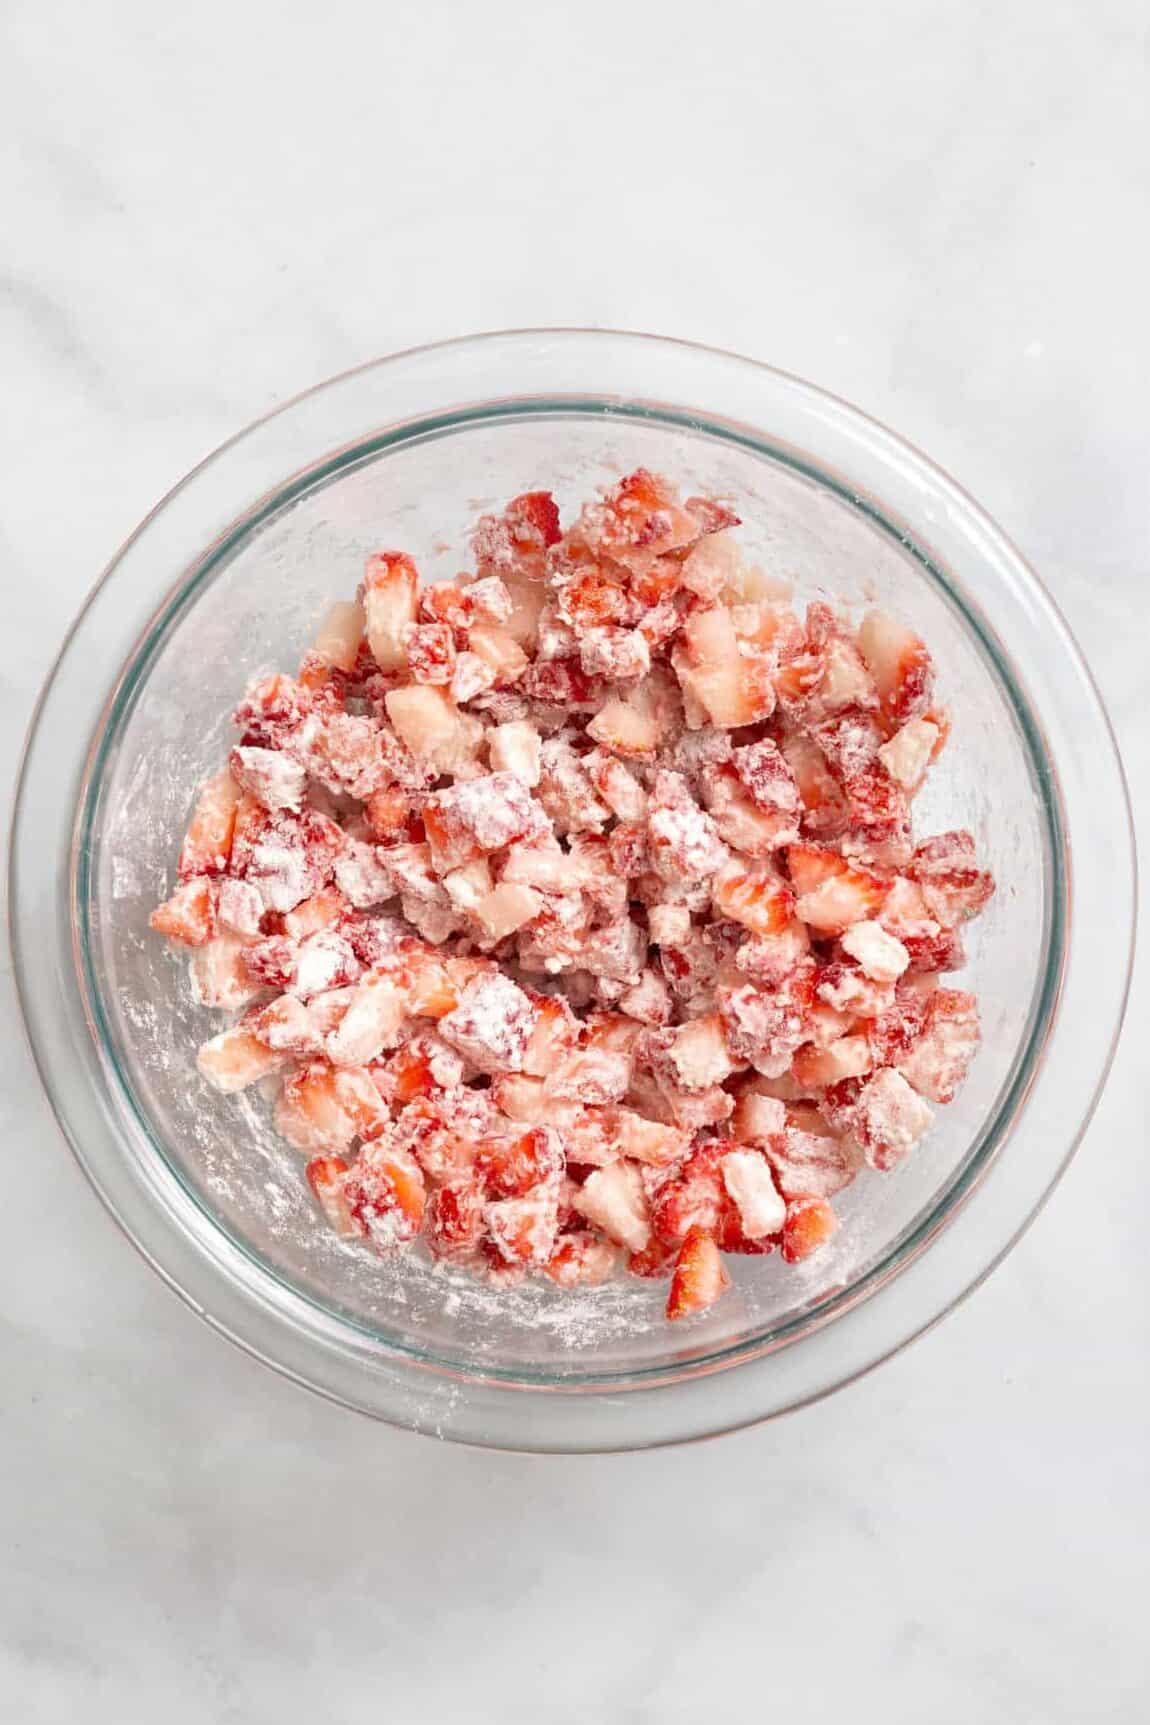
[150, 469, 995, 1323]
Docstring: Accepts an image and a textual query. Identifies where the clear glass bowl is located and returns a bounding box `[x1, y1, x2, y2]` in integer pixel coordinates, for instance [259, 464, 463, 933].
[10, 330, 1135, 1451]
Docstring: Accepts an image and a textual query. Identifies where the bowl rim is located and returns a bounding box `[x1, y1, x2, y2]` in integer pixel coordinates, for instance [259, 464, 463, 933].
[9, 327, 1137, 1450]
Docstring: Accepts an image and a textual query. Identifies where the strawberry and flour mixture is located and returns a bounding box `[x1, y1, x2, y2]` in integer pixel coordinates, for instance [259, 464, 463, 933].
[151, 471, 994, 1322]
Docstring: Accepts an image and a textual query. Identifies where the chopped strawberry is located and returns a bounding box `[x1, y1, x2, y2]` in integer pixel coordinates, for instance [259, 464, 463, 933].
[305, 1155, 365, 1238]
[781, 1196, 839, 1263]
[425, 1178, 485, 1261]
[857, 610, 934, 725]
[344, 1144, 427, 1250]
[197, 1026, 286, 1093]
[544, 1230, 619, 1288]
[666, 1228, 731, 1321]
[908, 831, 995, 926]
[896, 987, 981, 1103]
[151, 876, 217, 946]
[178, 770, 240, 879]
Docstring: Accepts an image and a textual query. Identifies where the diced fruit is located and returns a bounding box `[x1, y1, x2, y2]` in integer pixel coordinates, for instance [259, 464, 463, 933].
[438, 972, 537, 1073]
[781, 1197, 838, 1263]
[197, 1026, 286, 1092]
[720, 1149, 786, 1240]
[384, 685, 483, 775]
[189, 932, 262, 1010]
[573, 1160, 652, 1253]
[310, 599, 365, 673]
[344, 1144, 427, 1250]
[857, 609, 934, 724]
[666, 1228, 731, 1321]
[151, 877, 217, 946]
[364, 551, 420, 672]
[305, 1156, 364, 1237]
[544, 1231, 618, 1288]
[896, 987, 981, 1103]
[178, 770, 240, 879]
[151, 465, 993, 1324]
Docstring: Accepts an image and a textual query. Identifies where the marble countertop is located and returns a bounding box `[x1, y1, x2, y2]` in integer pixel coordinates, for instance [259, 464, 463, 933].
[2, 1, 1146, 1718]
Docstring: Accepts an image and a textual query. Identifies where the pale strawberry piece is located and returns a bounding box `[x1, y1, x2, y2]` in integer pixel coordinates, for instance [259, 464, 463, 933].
[364, 551, 420, 672]
[721, 1148, 786, 1240]
[857, 609, 934, 724]
[486, 1182, 561, 1267]
[151, 876, 217, 946]
[281, 886, 349, 943]
[276, 1061, 360, 1154]
[647, 771, 729, 884]
[451, 652, 498, 706]
[438, 972, 537, 1073]
[839, 919, 910, 983]
[425, 1178, 485, 1262]
[189, 932, 263, 1010]
[305, 1155, 364, 1238]
[573, 1160, 652, 1253]
[579, 918, 648, 986]
[403, 621, 457, 686]
[544, 1231, 619, 1288]
[229, 744, 307, 813]
[908, 831, 995, 926]
[521, 992, 581, 1076]
[579, 625, 650, 682]
[424, 772, 546, 872]
[877, 716, 942, 795]
[666, 1228, 731, 1321]
[500, 832, 572, 893]
[394, 1091, 486, 1182]
[310, 598, 365, 673]
[644, 1014, 736, 1092]
[809, 710, 885, 780]
[345, 1143, 427, 1251]
[706, 769, 796, 855]
[846, 1067, 935, 1171]
[712, 860, 795, 937]
[585, 695, 661, 757]
[384, 685, 483, 775]
[247, 992, 323, 1056]
[731, 1089, 787, 1145]
[536, 735, 610, 834]
[597, 1106, 689, 1167]
[678, 647, 777, 729]
[646, 902, 693, 949]
[232, 805, 344, 916]
[178, 770, 240, 879]
[781, 1197, 839, 1263]
[791, 1034, 875, 1089]
[473, 883, 543, 941]
[487, 719, 542, 787]
[896, 987, 981, 1103]
[808, 633, 879, 717]
[216, 877, 265, 937]
[491, 1074, 583, 1131]
[618, 967, 673, 1026]
[550, 1036, 633, 1106]
[583, 747, 647, 822]
[197, 1026, 287, 1093]
[326, 973, 407, 1067]
[292, 929, 362, 998]
[363, 785, 414, 840]
[333, 836, 394, 911]
[779, 731, 848, 840]
[813, 960, 893, 1019]
[468, 621, 529, 686]
[732, 920, 812, 987]
[766, 1127, 860, 1202]
[716, 974, 814, 1077]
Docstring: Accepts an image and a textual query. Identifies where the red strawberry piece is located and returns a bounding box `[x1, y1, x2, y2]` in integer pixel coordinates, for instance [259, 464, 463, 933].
[666, 1228, 731, 1321]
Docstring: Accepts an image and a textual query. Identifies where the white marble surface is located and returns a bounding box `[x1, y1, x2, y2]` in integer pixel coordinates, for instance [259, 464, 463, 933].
[2, 1, 1147, 1718]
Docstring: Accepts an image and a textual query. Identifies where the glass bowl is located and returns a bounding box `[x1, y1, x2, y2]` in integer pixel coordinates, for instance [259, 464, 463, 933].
[10, 330, 1135, 1451]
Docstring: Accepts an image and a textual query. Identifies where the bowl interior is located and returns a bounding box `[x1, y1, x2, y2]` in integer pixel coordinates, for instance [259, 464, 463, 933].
[79, 404, 1058, 1384]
